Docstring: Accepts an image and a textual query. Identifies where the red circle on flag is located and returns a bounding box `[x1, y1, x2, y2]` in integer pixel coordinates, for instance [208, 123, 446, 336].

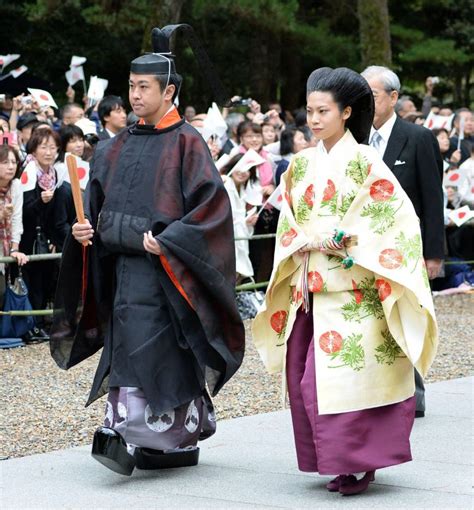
[77, 167, 86, 180]
[458, 212, 466, 219]
[20, 172, 28, 184]
[449, 173, 459, 182]
[39, 94, 49, 101]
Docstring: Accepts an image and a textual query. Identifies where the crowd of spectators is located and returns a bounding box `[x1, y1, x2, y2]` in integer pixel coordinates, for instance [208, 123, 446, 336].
[0, 73, 472, 341]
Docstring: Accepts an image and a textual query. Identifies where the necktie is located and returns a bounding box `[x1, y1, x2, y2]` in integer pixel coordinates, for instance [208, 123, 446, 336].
[371, 131, 382, 154]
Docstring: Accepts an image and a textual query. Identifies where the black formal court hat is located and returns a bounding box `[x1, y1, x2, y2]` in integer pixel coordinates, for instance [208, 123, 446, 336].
[130, 24, 230, 106]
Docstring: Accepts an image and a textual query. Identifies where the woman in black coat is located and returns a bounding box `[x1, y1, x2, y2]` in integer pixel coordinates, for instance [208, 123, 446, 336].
[20, 128, 68, 339]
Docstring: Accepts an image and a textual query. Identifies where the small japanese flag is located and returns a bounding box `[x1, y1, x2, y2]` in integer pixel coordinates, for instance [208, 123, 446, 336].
[27, 88, 58, 109]
[19, 161, 37, 192]
[264, 184, 283, 211]
[227, 149, 266, 176]
[87, 75, 108, 102]
[70, 55, 87, 67]
[448, 205, 474, 227]
[0, 54, 20, 69]
[443, 169, 467, 189]
[424, 112, 454, 131]
[10, 65, 28, 78]
[65, 65, 85, 86]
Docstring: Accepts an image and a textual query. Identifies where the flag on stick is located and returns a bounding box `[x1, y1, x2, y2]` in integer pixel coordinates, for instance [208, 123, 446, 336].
[65, 66, 85, 86]
[28, 88, 58, 109]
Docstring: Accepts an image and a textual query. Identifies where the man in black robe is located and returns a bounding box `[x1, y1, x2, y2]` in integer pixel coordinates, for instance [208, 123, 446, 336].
[51, 26, 245, 476]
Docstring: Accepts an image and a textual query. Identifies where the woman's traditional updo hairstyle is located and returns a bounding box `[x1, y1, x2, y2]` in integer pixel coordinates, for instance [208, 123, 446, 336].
[306, 67, 374, 143]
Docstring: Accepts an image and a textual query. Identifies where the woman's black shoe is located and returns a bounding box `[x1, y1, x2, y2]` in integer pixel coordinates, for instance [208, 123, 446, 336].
[91, 427, 136, 476]
[134, 447, 200, 470]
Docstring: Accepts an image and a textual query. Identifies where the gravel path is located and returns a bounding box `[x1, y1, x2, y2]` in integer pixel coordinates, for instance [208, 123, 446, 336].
[1, 293, 472, 459]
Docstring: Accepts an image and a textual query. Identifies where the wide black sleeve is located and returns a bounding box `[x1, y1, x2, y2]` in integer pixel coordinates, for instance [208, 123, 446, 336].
[156, 130, 245, 397]
[415, 128, 445, 260]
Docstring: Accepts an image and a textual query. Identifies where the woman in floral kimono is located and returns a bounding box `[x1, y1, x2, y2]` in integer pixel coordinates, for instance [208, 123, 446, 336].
[252, 68, 438, 495]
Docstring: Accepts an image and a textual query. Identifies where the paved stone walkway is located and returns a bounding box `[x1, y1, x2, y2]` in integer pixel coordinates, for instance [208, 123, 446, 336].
[1, 377, 472, 509]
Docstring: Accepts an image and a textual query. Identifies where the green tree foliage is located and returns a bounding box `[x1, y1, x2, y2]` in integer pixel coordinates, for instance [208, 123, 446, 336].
[0, 0, 471, 110]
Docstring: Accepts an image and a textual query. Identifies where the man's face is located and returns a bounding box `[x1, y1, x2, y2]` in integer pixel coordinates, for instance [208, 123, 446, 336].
[105, 105, 127, 133]
[129, 73, 174, 123]
[366, 77, 398, 129]
[399, 100, 416, 118]
[184, 106, 196, 122]
[456, 111, 474, 136]
[63, 106, 84, 125]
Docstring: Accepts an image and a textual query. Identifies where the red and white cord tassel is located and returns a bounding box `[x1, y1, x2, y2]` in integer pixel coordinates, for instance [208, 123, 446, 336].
[301, 251, 310, 313]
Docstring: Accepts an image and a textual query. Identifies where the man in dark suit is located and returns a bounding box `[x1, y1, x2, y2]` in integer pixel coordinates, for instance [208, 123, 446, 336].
[361, 66, 445, 418]
[97, 95, 127, 141]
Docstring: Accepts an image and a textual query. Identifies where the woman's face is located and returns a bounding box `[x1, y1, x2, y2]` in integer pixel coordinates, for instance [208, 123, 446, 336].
[66, 136, 85, 158]
[231, 168, 251, 187]
[0, 151, 17, 183]
[306, 91, 350, 148]
[206, 136, 220, 160]
[446, 186, 456, 201]
[293, 130, 309, 153]
[241, 130, 263, 152]
[33, 136, 58, 169]
[436, 131, 450, 153]
[0, 118, 9, 133]
[262, 125, 276, 145]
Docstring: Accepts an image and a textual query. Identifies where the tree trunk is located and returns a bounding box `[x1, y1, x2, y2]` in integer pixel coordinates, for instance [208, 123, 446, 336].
[357, 0, 392, 68]
[280, 38, 303, 111]
[141, 0, 185, 53]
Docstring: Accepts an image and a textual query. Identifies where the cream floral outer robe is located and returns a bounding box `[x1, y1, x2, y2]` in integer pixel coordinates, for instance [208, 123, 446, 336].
[252, 130, 438, 415]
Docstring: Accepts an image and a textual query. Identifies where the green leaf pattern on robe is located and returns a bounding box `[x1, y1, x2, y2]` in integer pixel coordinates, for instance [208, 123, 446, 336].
[346, 152, 371, 185]
[375, 328, 407, 365]
[341, 277, 384, 323]
[328, 333, 365, 371]
[395, 232, 422, 272]
[291, 156, 309, 186]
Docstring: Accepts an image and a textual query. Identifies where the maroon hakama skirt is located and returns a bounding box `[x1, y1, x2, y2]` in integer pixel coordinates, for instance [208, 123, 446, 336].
[286, 308, 416, 475]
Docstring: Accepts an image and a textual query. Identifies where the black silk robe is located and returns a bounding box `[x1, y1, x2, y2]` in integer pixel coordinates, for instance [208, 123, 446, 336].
[50, 118, 245, 414]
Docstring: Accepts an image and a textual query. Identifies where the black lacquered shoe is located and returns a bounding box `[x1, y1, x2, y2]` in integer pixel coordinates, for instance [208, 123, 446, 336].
[134, 447, 200, 470]
[91, 427, 136, 476]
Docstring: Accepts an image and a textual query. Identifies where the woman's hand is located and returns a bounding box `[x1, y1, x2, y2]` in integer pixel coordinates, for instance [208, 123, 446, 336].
[41, 190, 54, 203]
[246, 213, 258, 226]
[143, 230, 162, 255]
[261, 184, 275, 197]
[72, 220, 93, 245]
[10, 251, 28, 266]
[12, 94, 23, 112]
[449, 150, 461, 164]
[250, 100, 261, 115]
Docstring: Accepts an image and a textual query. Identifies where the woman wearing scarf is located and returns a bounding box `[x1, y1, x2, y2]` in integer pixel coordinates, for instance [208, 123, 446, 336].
[236, 121, 277, 283]
[20, 128, 61, 340]
[252, 68, 438, 495]
[0, 145, 28, 305]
